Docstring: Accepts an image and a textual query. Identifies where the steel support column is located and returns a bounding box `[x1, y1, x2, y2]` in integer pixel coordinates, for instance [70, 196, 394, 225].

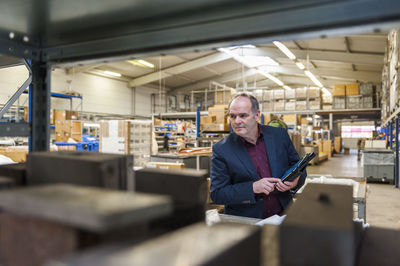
[389, 122, 393, 150]
[329, 113, 333, 140]
[30, 60, 50, 152]
[196, 108, 200, 139]
[396, 117, 399, 188]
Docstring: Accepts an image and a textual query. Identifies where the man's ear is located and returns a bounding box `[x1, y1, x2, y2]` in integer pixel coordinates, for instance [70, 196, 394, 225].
[255, 110, 261, 121]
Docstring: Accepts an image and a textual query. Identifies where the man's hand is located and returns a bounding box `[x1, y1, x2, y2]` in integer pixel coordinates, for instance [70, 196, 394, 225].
[275, 176, 300, 192]
[253, 177, 281, 195]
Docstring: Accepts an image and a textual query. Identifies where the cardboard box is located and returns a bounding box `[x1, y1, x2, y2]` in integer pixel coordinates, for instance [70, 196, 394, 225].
[333, 84, 346, 96]
[296, 101, 307, 110]
[262, 113, 277, 125]
[308, 88, 320, 98]
[55, 120, 82, 142]
[0, 147, 28, 162]
[153, 118, 162, 126]
[322, 140, 332, 158]
[200, 116, 216, 125]
[296, 88, 307, 98]
[274, 101, 285, 111]
[309, 100, 321, 110]
[285, 101, 296, 111]
[285, 90, 296, 99]
[263, 90, 273, 100]
[262, 102, 272, 112]
[300, 118, 309, 125]
[273, 89, 285, 99]
[203, 123, 230, 132]
[54, 110, 66, 121]
[208, 105, 229, 129]
[215, 90, 233, 104]
[23, 107, 29, 122]
[334, 137, 341, 153]
[66, 110, 78, 120]
[56, 145, 77, 151]
[146, 162, 186, 170]
[346, 83, 360, 96]
[282, 114, 300, 124]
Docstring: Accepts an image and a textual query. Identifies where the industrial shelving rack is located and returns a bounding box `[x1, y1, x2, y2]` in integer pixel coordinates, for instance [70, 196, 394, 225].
[0, 0, 398, 158]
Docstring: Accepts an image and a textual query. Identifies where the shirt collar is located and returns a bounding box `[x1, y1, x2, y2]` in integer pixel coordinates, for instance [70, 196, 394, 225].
[239, 123, 263, 145]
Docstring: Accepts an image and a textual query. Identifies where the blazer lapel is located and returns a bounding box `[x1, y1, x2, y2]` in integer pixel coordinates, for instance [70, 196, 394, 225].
[262, 126, 278, 178]
[230, 133, 259, 180]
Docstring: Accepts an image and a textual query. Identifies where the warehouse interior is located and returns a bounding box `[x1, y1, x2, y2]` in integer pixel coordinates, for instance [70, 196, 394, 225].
[0, 1, 400, 265]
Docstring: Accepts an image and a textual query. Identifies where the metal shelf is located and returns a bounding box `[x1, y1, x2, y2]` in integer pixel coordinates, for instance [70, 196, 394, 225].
[263, 108, 380, 115]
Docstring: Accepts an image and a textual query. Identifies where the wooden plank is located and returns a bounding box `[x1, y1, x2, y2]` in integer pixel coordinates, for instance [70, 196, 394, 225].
[47, 222, 261, 266]
[0, 184, 172, 232]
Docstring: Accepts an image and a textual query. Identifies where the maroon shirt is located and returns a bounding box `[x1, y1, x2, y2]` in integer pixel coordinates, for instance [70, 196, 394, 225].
[241, 125, 283, 218]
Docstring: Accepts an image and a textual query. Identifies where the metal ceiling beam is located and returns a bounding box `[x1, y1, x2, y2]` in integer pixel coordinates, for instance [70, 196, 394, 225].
[128, 52, 232, 87]
[278, 76, 360, 87]
[262, 65, 381, 82]
[43, 0, 400, 65]
[65, 64, 103, 75]
[240, 47, 384, 66]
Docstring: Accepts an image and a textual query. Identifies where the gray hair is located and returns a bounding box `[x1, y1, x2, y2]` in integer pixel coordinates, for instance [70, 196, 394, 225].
[228, 92, 260, 115]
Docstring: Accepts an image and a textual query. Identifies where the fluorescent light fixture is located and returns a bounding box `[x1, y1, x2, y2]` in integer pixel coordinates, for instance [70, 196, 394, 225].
[295, 61, 305, 70]
[127, 59, 155, 68]
[242, 55, 279, 67]
[283, 85, 292, 90]
[257, 70, 284, 86]
[226, 44, 256, 49]
[322, 87, 332, 96]
[104, 71, 121, 77]
[306, 117, 313, 121]
[304, 70, 323, 87]
[273, 41, 296, 60]
[137, 59, 154, 68]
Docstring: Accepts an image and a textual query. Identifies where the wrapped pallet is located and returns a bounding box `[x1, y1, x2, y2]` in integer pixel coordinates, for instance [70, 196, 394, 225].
[100, 120, 152, 167]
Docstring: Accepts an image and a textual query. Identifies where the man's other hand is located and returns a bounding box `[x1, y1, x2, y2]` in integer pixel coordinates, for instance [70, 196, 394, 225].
[253, 177, 281, 195]
[276, 176, 300, 192]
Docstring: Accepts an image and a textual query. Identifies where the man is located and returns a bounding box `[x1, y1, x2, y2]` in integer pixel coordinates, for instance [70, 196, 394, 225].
[210, 92, 306, 219]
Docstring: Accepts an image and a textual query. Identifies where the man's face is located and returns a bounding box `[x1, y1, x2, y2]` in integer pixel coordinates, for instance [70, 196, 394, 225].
[229, 96, 260, 138]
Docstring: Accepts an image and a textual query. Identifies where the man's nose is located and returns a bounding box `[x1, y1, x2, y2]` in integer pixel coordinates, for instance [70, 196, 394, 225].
[234, 116, 242, 124]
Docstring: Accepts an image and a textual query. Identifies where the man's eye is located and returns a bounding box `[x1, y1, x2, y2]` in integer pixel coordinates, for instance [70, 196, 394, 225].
[229, 114, 236, 119]
[239, 114, 248, 118]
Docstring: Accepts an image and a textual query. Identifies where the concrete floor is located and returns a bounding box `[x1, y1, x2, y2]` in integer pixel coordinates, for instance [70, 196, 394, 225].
[307, 153, 400, 230]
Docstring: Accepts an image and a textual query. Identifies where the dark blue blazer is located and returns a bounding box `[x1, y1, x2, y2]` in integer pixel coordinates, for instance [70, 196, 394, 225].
[210, 125, 306, 218]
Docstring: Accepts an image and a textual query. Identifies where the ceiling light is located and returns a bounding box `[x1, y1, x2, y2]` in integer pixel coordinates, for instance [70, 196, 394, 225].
[104, 71, 121, 77]
[306, 117, 313, 121]
[219, 48, 256, 69]
[257, 70, 284, 86]
[127, 59, 154, 68]
[304, 70, 323, 87]
[226, 44, 256, 49]
[273, 41, 296, 60]
[242, 55, 279, 67]
[283, 85, 292, 90]
[322, 87, 332, 96]
[295, 62, 305, 70]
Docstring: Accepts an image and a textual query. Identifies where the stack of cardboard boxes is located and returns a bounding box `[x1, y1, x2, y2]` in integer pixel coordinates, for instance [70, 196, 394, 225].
[99, 120, 152, 167]
[333, 83, 373, 110]
[200, 105, 230, 132]
[54, 110, 82, 142]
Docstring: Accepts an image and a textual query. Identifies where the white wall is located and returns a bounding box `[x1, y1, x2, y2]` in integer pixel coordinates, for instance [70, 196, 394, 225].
[51, 69, 133, 115]
[0, 65, 159, 117]
[134, 86, 162, 116]
[0, 65, 30, 106]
